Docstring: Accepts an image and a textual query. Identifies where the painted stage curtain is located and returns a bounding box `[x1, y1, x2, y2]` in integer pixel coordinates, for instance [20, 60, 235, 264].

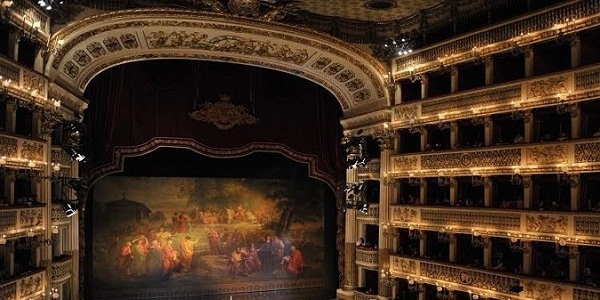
[83, 60, 344, 184]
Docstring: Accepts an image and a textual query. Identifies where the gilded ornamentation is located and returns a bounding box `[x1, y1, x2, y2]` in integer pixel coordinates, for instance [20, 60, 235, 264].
[86, 41, 107, 58]
[19, 273, 43, 297]
[523, 281, 564, 300]
[394, 105, 418, 121]
[335, 70, 355, 82]
[0, 282, 16, 300]
[189, 94, 258, 130]
[391, 256, 415, 273]
[528, 76, 568, 98]
[420, 209, 521, 231]
[145, 31, 311, 65]
[525, 214, 567, 234]
[103, 36, 123, 52]
[0, 211, 17, 232]
[393, 207, 417, 222]
[345, 79, 365, 92]
[353, 90, 371, 102]
[52, 258, 73, 282]
[120, 33, 139, 49]
[21, 70, 47, 96]
[355, 248, 378, 268]
[52, 148, 73, 166]
[19, 209, 43, 229]
[310, 56, 331, 69]
[419, 262, 516, 293]
[21, 141, 44, 161]
[527, 145, 567, 165]
[575, 67, 600, 91]
[73, 50, 92, 67]
[420, 85, 521, 116]
[63, 61, 80, 79]
[393, 156, 418, 171]
[575, 142, 600, 163]
[0, 136, 19, 157]
[324, 63, 344, 75]
[421, 149, 521, 170]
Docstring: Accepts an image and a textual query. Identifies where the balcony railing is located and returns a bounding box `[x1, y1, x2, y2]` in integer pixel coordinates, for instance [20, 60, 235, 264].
[51, 204, 71, 225]
[390, 204, 600, 244]
[0, 132, 47, 169]
[353, 289, 378, 300]
[392, 63, 600, 129]
[390, 138, 600, 177]
[51, 255, 73, 283]
[356, 159, 380, 178]
[0, 206, 45, 238]
[0, 269, 45, 300]
[0, 55, 49, 102]
[355, 247, 378, 269]
[4, 0, 51, 41]
[356, 204, 379, 221]
[390, 255, 600, 300]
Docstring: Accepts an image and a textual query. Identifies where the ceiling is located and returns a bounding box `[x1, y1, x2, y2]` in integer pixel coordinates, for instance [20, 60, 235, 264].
[297, 0, 445, 21]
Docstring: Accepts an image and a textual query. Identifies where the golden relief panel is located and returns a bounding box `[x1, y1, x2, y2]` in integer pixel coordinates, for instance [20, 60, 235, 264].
[393, 156, 419, 171]
[20, 141, 44, 162]
[21, 69, 47, 97]
[420, 209, 521, 231]
[523, 280, 565, 300]
[391, 256, 416, 274]
[420, 85, 521, 116]
[0, 136, 19, 158]
[19, 208, 43, 229]
[575, 67, 600, 91]
[0, 282, 16, 300]
[525, 214, 567, 234]
[51, 258, 73, 282]
[526, 145, 568, 165]
[392, 207, 418, 223]
[420, 262, 517, 294]
[420, 149, 521, 170]
[19, 272, 43, 298]
[393, 105, 419, 121]
[0, 211, 17, 232]
[528, 76, 568, 98]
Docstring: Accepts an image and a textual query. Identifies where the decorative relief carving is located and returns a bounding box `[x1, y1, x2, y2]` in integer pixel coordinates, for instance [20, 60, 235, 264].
[0, 282, 16, 300]
[86, 41, 107, 58]
[575, 142, 600, 163]
[355, 248, 378, 267]
[420, 262, 517, 294]
[420, 85, 521, 116]
[391, 256, 416, 274]
[394, 105, 418, 121]
[393, 207, 417, 223]
[573, 288, 600, 300]
[19, 209, 43, 229]
[19, 273, 43, 298]
[52, 258, 73, 282]
[393, 156, 418, 171]
[0, 211, 17, 232]
[120, 33, 139, 49]
[51, 148, 73, 166]
[63, 61, 80, 78]
[103, 36, 123, 52]
[345, 78, 365, 92]
[575, 67, 600, 91]
[527, 145, 567, 165]
[145, 31, 311, 65]
[310, 56, 331, 69]
[21, 141, 44, 161]
[324, 63, 343, 75]
[21, 70, 47, 96]
[189, 94, 258, 130]
[0, 136, 19, 157]
[335, 70, 355, 82]
[525, 215, 567, 234]
[523, 280, 565, 300]
[73, 49, 92, 67]
[421, 149, 521, 170]
[528, 76, 568, 98]
[421, 209, 521, 231]
[353, 90, 371, 102]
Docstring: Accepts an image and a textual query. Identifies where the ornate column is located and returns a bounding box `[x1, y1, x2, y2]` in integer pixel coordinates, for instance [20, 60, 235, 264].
[571, 34, 581, 68]
[523, 111, 533, 143]
[522, 241, 533, 275]
[8, 241, 15, 276]
[450, 121, 458, 150]
[483, 237, 492, 268]
[483, 117, 493, 146]
[571, 175, 580, 211]
[379, 146, 393, 299]
[8, 31, 19, 61]
[484, 56, 494, 85]
[569, 246, 580, 282]
[524, 46, 534, 78]
[32, 109, 42, 139]
[419, 179, 427, 205]
[420, 129, 428, 152]
[483, 177, 493, 207]
[450, 66, 458, 93]
[343, 168, 358, 291]
[570, 104, 581, 140]
[522, 176, 532, 209]
[419, 234, 427, 258]
[449, 177, 457, 206]
[449, 234, 457, 263]
[5, 100, 16, 133]
[420, 74, 428, 99]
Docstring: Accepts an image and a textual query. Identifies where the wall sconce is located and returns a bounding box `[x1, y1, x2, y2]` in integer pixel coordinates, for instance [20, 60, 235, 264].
[471, 115, 488, 126]
[557, 171, 579, 187]
[382, 223, 398, 238]
[383, 172, 398, 187]
[509, 238, 530, 253]
[437, 121, 451, 131]
[51, 287, 60, 299]
[0, 234, 6, 244]
[437, 172, 452, 187]
[471, 234, 485, 248]
[407, 173, 421, 187]
[380, 267, 394, 286]
[374, 123, 396, 149]
[510, 108, 529, 121]
[437, 229, 451, 243]
[51, 225, 59, 234]
[510, 170, 530, 187]
[407, 276, 422, 293]
[408, 225, 422, 240]
[470, 175, 486, 187]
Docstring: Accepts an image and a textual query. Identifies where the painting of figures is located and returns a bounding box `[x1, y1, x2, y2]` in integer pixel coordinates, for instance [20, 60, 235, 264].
[91, 176, 327, 299]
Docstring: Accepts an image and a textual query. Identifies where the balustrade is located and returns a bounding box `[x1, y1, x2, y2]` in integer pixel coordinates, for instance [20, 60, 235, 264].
[353, 289, 377, 300]
[355, 247, 378, 269]
[0, 132, 47, 169]
[356, 204, 379, 221]
[1, 56, 49, 102]
[51, 256, 72, 283]
[0, 270, 45, 300]
[0, 206, 45, 238]
[356, 159, 380, 178]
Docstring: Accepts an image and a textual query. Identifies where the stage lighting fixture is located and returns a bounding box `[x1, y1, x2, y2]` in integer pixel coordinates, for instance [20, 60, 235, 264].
[63, 146, 86, 162]
[62, 202, 77, 217]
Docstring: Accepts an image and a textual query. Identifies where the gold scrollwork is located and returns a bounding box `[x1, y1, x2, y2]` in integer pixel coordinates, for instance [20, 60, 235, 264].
[394, 105, 418, 121]
[527, 145, 567, 165]
[0, 136, 18, 157]
[523, 280, 565, 300]
[525, 215, 567, 234]
[391, 257, 415, 273]
[393, 207, 417, 223]
[393, 156, 418, 171]
[189, 94, 258, 130]
[528, 76, 568, 98]
[21, 141, 44, 162]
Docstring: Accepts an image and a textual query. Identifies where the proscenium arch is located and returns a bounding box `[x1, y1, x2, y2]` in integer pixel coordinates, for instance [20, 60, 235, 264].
[45, 8, 389, 116]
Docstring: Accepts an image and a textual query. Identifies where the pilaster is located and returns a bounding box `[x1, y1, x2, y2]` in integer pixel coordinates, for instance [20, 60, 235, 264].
[420, 74, 428, 99]
[484, 56, 494, 85]
[524, 46, 534, 77]
[571, 34, 581, 68]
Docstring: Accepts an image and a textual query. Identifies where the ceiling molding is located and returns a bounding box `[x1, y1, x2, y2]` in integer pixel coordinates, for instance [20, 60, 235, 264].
[44, 8, 388, 115]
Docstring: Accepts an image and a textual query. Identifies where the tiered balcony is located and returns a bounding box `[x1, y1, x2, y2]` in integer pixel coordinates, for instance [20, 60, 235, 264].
[355, 247, 378, 269]
[390, 204, 600, 245]
[0, 205, 45, 239]
[0, 133, 47, 169]
[390, 138, 600, 177]
[51, 255, 73, 283]
[3, 0, 51, 41]
[0, 269, 46, 300]
[0, 55, 49, 103]
[392, 63, 600, 130]
[389, 254, 600, 300]
[356, 204, 379, 222]
[356, 159, 380, 179]
[353, 289, 378, 300]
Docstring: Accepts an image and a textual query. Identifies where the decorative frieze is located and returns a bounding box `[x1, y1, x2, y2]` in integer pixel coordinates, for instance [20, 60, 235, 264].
[522, 280, 567, 300]
[393, 156, 419, 171]
[52, 256, 73, 282]
[419, 208, 521, 231]
[525, 214, 567, 234]
[526, 145, 568, 165]
[575, 141, 600, 163]
[528, 76, 569, 98]
[391, 207, 418, 223]
[355, 248, 378, 269]
[391, 256, 417, 274]
[356, 204, 379, 221]
[420, 148, 521, 170]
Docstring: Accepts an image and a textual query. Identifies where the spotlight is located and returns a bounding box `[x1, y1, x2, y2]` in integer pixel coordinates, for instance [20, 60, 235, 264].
[61, 202, 77, 217]
[63, 146, 86, 162]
